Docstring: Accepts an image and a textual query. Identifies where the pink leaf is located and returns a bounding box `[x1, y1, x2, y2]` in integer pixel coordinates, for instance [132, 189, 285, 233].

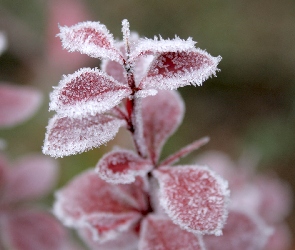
[153, 165, 230, 236]
[1, 154, 58, 204]
[43, 113, 125, 158]
[139, 49, 221, 90]
[195, 151, 241, 188]
[96, 149, 153, 184]
[141, 90, 184, 164]
[49, 68, 132, 117]
[131, 36, 196, 59]
[139, 215, 204, 250]
[1, 209, 67, 250]
[101, 59, 127, 84]
[0, 84, 42, 128]
[253, 175, 292, 224]
[79, 227, 138, 250]
[53, 170, 143, 242]
[203, 209, 272, 250]
[160, 137, 210, 167]
[46, 0, 92, 71]
[58, 21, 123, 62]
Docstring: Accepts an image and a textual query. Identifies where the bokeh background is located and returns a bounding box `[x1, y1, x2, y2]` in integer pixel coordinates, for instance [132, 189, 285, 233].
[0, 0, 295, 248]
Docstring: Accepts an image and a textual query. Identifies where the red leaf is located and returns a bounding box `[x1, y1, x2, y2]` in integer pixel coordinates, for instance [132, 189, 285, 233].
[2, 209, 67, 250]
[153, 165, 230, 236]
[1, 154, 58, 204]
[160, 137, 210, 167]
[79, 226, 138, 250]
[0, 84, 42, 128]
[131, 37, 196, 59]
[139, 215, 204, 250]
[141, 90, 184, 164]
[101, 59, 127, 84]
[49, 68, 132, 117]
[203, 209, 272, 250]
[96, 149, 153, 184]
[58, 21, 123, 62]
[253, 175, 292, 224]
[43, 114, 125, 157]
[53, 170, 143, 242]
[139, 49, 221, 90]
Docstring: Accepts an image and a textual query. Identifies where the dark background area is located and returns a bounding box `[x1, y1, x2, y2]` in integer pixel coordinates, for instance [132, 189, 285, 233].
[0, 0, 295, 248]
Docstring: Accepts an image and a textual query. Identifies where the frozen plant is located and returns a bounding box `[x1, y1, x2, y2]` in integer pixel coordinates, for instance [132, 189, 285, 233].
[197, 151, 293, 250]
[43, 20, 231, 249]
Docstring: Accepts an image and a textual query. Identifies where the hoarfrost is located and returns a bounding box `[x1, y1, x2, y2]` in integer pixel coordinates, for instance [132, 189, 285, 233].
[153, 165, 230, 236]
[140, 49, 221, 90]
[203, 209, 272, 250]
[139, 215, 204, 250]
[95, 149, 153, 184]
[58, 21, 123, 62]
[131, 36, 196, 59]
[49, 68, 132, 117]
[53, 170, 143, 242]
[43, 114, 126, 158]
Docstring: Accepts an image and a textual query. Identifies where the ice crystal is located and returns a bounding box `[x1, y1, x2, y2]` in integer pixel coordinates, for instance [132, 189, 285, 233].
[44, 19, 221, 157]
[46, 19, 236, 250]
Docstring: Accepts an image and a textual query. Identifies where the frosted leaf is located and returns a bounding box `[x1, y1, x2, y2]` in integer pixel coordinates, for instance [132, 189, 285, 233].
[0, 31, 7, 55]
[131, 36, 196, 59]
[46, 0, 92, 71]
[101, 59, 127, 84]
[58, 21, 123, 62]
[0, 84, 42, 128]
[1, 154, 58, 204]
[139, 49, 221, 90]
[139, 215, 203, 250]
[2, 209, 67, 250]
[121, 19, 131, 55]
[153, 165, 230, 236]
[115, 176, 150, 212]
[135, 89, 157, 98]
[133, 55, 154, 84]
[195, 151, 240, 188]
[141, 90, 184, 164]
[49, 68, 131, 117]
[53, 170, 143, 242]
[95, 149, 153, 184]
[79, 227, 138, 250]
[43, 114, 125, 157]
[203, 209, 272, 250]
[160, 137, 210, 167]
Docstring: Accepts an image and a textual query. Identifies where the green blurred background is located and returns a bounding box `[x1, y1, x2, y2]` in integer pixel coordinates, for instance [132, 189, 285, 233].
[0, 0, 295, 247]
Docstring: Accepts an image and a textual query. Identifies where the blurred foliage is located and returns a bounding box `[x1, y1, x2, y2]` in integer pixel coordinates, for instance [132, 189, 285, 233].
[0, 0, 295, 246]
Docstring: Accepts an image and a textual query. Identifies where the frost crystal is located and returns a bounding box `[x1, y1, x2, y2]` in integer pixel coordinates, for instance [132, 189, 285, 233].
[153, 165, 230, 236]
[95, 149, 153, 184]
[46, 19, 235, 250]
[44, 19, 221, 157]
